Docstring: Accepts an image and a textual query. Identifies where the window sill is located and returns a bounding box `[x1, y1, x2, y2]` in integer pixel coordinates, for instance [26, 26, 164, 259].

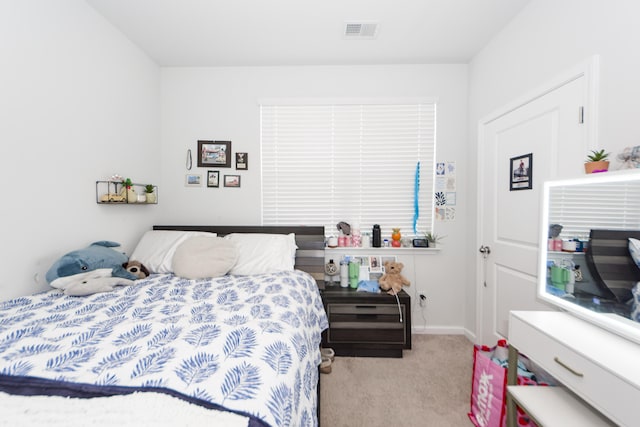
[326, 247, 440, 255]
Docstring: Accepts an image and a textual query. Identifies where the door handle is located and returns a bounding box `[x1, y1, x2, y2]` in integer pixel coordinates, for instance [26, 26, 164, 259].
[479, 245, 491, 255]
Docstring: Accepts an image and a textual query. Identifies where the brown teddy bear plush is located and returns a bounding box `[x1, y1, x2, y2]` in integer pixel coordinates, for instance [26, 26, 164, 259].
[123, 260, 149, 279]
[378, 261, 411, 295]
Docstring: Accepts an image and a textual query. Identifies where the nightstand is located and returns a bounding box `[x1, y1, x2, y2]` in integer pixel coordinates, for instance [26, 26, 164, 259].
[320, 287, 411, 358]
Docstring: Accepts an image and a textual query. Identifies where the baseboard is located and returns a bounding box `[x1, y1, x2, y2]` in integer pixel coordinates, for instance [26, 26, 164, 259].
[411, 325, 467, 335]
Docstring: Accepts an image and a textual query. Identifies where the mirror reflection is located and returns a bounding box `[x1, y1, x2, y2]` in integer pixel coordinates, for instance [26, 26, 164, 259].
[539, 170, 640, 341]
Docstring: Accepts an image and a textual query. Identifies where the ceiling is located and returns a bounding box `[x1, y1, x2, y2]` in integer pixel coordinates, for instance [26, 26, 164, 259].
[86, 0, 531, 67]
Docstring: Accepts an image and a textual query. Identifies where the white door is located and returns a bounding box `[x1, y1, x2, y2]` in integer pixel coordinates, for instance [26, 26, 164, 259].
[476, 62, 597, 345]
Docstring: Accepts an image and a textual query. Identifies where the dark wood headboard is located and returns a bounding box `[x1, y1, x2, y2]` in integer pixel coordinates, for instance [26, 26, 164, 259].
[152, 225, 326, 288]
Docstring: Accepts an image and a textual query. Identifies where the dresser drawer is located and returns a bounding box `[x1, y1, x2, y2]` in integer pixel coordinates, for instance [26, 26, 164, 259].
[509, 313, 637, 425]
[326, 303, 406, 345]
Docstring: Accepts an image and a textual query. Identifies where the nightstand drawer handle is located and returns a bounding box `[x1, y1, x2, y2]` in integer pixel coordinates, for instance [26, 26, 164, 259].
[355, 305, 376, 309]
[553, 357, 584, 377]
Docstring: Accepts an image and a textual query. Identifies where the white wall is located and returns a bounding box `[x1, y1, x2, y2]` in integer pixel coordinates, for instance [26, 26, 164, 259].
[160, 64, 471, 331]
[0, 0, 161, 301]
[466, 0, 640, 335]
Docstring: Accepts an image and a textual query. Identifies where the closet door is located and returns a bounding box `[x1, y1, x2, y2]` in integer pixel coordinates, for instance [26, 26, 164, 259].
[476, 61, 596, 345]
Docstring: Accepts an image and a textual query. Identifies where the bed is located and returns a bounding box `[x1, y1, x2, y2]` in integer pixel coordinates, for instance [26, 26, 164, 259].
[0, 225, 328, 427]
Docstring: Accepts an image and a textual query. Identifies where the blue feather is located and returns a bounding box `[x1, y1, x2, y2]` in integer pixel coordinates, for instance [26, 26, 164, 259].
[92, 346, 140, 375]
[259, 321, 284, 334]
[220, 361, 261, 402]
[46, 347, 98, 372]
[280, 311, 301, 328]
[0, 360, 34, 376]
[0, 326, 45, 353]
[262, 341, 292, 375]
[224, 315, 249, 326]
[183, 325, 220, 347]
[192, 284, 214, 301]
[175, 352, 219, 386]
[148, 326, 183, 349]
[267, 383, 293, 426]
[96, 373, 119, 386]
[113, 324, 153, 346]
[216, 289, 239, 305]
[48, 300, 84, 313]
[190, 303, 216, 323]
[3, 343, 60, 361]
[271, 295, 290, 308]
[223, 327, 257, 359]
[132, 306, 156, 320]
[131, 347, 176, 378]
[291, 332, 308, 361]
[72, 330, 102, 347]
[0, 312, 36, 329]
[28, 313, 68, 327]
[59, 315, 96, 329]
[0, 297, 32, 310]
[250, 304, 272, 319]
[75, 303, 107, 315]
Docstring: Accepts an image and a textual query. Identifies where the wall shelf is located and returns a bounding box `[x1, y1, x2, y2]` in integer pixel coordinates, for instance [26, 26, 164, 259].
[95, 181, 158, 204]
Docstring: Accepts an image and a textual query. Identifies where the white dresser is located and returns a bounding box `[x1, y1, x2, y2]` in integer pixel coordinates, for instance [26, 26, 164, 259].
[507, 311, 640, 427]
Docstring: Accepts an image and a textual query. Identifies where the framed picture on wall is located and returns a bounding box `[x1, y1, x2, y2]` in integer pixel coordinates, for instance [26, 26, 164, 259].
[207, 170, 220, 188]
[236, 152, 248, 170]
[197, 140, 231, 168]
[224, 175, 241, 188]
[510, 153, 533, 191]
[185, 174, 202, 187]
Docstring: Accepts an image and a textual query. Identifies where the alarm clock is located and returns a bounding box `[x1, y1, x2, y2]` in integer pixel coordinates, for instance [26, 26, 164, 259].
[412, 238, 428, 248]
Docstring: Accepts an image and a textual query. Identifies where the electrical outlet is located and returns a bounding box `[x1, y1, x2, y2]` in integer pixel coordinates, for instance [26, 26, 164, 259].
[419, 293, 426, 307]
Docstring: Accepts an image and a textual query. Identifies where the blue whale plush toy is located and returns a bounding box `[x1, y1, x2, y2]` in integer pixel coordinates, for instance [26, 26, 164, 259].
[46, 241, 138, 284]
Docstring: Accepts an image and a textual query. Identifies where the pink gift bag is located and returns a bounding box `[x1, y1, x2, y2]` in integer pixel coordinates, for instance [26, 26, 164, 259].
[468, 340, 540, 427]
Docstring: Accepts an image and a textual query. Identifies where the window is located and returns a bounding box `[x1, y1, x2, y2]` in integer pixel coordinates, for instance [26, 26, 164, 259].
[260, 99, 437, 238]
[549, 180, 640, 238]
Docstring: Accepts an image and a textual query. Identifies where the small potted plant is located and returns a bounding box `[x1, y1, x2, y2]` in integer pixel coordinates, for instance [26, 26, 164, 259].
[584, 149, 610, 174]
[120, 178, 137, 203]
[423, 232, 445, 248]
[144, 184, 156, 203]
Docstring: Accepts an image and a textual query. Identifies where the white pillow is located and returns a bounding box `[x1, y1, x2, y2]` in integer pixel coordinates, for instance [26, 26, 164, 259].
[130, 230, 217, 274]
[172, 236, 239, 279]
[225, 233, 297, 275]
[629, 238, 640, 269]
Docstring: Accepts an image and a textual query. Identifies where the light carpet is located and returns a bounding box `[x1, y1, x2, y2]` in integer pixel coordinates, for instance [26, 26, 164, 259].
[320, 334, 473, 427]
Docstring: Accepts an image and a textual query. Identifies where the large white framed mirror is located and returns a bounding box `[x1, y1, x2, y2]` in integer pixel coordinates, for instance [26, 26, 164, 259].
[538, 169, 640, 344]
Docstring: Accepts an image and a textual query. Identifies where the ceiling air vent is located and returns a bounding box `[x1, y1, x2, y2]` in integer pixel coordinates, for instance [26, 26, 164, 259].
[343, 21, 379, 39]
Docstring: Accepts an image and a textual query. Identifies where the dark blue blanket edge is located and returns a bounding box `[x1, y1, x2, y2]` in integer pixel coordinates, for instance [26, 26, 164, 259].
[0, 374, 270, 427]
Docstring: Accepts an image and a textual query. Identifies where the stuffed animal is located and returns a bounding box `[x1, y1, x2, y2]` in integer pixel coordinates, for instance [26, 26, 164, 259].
[123, 260, 149, 279]
[378, 261, 411, 295]
[49, 268, 135, 296]
[45, 241, 138, 284]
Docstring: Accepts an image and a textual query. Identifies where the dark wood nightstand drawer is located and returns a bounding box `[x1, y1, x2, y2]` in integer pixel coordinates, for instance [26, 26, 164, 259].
[320, 288, 411, 357]
[328, 305, 406, 345]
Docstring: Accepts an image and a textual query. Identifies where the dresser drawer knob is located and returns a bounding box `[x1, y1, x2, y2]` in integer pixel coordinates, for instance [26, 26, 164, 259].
[554, 356, 584, 377]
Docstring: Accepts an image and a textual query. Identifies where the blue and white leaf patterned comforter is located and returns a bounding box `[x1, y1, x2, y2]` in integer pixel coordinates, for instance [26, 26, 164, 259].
[0, 270, 328, 427]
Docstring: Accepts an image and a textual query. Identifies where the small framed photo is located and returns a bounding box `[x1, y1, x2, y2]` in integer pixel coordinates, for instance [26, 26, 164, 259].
[207, 170, 220, 188]
[236, 152, 248, 170]
[197, 140, 231, 168]
[224, 175, 241, 188]
[369, 256, 382, 273]
[185, 174, 202, 187]
[510, 153, 533, 191]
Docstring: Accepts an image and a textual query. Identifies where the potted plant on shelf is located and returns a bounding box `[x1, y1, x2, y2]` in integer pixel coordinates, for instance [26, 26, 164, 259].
[584, 149, 610, 174]
[144, 184, 156, 203]
[423, 232, 445, 248]
[120, 178, 137, 203]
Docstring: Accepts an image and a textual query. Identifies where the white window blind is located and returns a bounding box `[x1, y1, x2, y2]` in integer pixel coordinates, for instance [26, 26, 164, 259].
[260, 100, 436, 238]
[549, 181, 640, 238]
